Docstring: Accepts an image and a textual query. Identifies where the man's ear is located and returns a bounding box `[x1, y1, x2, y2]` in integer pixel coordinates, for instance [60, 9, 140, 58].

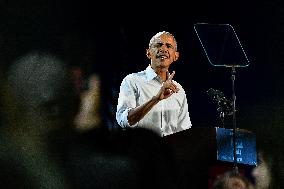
[146, 49, 151, 59]
[174, 51, 179, 61]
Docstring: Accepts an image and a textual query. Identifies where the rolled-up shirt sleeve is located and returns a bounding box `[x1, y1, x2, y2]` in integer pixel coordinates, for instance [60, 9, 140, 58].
[116, 75, 137, 128]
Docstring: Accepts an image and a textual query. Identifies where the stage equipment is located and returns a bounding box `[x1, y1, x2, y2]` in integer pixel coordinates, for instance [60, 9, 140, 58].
[194, 23, 250, 172]
[207, 88, 233, 127]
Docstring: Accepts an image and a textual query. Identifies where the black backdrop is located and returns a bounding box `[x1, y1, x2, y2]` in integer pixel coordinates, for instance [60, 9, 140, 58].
[1, 0, 284, 129]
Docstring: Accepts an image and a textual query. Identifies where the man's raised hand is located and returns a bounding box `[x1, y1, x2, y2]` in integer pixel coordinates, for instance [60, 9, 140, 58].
[155, 71, 179, 100]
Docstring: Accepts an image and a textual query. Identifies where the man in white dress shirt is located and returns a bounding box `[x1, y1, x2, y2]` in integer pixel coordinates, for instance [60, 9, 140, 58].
[116, 31, 192, 137]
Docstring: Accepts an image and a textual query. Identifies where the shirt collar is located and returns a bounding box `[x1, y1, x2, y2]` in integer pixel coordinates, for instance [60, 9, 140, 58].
[145, 65, 158, 82]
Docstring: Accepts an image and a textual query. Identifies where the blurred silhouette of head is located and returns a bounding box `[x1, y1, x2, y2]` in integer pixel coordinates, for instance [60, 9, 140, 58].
[5, 51, 79, 134]
[213, 170, 254, 189]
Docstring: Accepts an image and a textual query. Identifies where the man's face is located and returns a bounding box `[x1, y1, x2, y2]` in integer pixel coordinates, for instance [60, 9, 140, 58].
[147, 33, 179, 71]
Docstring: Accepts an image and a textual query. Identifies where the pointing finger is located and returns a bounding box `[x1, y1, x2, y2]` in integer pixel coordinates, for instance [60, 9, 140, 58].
[168, 71, 175, 81]
[166, 71, 170, 80]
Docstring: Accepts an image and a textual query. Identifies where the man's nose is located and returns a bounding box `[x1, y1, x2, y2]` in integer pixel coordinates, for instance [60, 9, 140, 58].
[159, 45, 168, 52]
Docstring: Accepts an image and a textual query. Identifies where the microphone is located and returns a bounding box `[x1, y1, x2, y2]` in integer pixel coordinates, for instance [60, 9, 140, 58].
[207, 88, 224, 102]
[206, 88, 233, 116]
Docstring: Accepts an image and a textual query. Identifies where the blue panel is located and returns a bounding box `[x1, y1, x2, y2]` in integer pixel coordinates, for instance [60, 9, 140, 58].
[216, 127, 257, 165]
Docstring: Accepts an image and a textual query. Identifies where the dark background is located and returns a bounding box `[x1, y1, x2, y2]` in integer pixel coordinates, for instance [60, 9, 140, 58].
[1, 0, 283, 129]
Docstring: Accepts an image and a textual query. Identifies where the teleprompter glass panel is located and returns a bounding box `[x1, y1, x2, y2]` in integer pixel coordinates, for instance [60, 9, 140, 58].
[194, 23, 250, 67]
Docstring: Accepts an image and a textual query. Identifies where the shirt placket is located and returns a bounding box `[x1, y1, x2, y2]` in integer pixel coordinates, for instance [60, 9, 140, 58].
[155, 77, 166, 137]
[161, 97, 168, 136]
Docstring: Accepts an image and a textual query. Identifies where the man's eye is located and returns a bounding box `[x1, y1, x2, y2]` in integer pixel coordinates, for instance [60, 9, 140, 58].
[167, 44, 174, 49]
[154, 44, 162, 48]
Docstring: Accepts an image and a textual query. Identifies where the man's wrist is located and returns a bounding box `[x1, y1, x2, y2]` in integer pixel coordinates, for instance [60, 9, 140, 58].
[151, 95, 161, 103]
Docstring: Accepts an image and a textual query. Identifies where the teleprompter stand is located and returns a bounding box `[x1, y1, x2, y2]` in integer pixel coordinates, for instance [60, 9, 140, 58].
[194, 23, 250, 172]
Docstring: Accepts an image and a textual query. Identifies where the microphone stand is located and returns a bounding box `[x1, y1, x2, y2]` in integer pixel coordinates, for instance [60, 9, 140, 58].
[227, 65, 238, 173]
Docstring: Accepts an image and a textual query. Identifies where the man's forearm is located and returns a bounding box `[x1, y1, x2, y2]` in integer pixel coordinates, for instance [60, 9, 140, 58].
[127, 96, 160, 126]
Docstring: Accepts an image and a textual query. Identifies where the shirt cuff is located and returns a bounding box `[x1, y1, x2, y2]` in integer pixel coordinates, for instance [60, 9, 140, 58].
[121, 108, 138, 128]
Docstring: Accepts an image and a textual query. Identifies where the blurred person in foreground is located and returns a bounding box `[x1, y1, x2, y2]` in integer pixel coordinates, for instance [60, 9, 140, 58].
[0, 52, 78, 188]
[212, 170, 255, 189]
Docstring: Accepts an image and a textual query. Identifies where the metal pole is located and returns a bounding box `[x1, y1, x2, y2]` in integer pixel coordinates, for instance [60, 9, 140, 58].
[231, 66, 238, 173]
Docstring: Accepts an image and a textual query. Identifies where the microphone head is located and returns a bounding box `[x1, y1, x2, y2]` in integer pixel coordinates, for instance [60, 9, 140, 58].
[207, 88, 224, 98]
